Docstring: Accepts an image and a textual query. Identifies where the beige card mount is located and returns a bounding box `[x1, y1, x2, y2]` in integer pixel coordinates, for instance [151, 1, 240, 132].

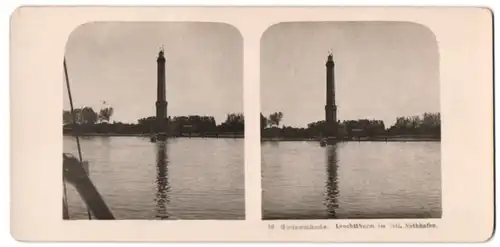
[10, 6, 494, 242]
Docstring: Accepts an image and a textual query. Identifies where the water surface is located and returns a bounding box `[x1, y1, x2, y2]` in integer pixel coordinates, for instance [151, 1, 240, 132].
[262, 141, 441, 219]
[63, 136, 245, 220]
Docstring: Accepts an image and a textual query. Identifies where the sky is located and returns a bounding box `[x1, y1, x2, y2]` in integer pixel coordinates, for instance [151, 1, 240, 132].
[261, 22, 440, 128]
[63, 22, 243, 124]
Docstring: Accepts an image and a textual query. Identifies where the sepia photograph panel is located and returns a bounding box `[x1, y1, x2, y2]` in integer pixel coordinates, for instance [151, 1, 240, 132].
[260, 22, 441, 220]
[62, 22, 245, 220]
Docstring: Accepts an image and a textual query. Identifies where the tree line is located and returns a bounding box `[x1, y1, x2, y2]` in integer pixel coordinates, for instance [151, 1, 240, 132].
[62, 106, 244, 135]
[62, 105, 440, 139]
[63, 106, 114, 125]
[260, 111, 440, 139]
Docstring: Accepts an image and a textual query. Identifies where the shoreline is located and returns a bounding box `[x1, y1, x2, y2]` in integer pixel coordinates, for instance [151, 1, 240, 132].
[63, 133, 440, 142]
[260, 138, 440, 142]
[63, 133, 245, 138]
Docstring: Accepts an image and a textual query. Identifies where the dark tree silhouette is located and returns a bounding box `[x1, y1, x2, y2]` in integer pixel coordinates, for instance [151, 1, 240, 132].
[260, 113, 268, 130]
[63, 107, 98, 125]
[98, 107, 114, 123]
[218, 113, 244, 133]
[268, 112, 284, 127]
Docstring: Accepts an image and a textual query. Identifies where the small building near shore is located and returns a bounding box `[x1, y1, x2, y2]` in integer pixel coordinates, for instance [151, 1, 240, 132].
[350, 128, 366, 138]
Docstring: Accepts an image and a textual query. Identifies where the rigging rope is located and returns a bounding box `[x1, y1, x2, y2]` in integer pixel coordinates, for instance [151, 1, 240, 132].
[64, 58, 92, 220]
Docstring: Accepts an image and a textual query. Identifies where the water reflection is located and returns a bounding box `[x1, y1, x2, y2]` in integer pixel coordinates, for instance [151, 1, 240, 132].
[324, 144, 339, 218]
[155, 141, 170, 219]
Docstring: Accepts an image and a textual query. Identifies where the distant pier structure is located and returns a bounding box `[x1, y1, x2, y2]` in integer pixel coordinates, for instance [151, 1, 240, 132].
[324, 51, 338, 138]
[155, 48, 168, 139]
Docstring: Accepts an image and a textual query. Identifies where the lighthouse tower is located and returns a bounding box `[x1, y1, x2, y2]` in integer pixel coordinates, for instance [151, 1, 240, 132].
[155, 48, 168, 136]
[325, 52, 338, 137]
